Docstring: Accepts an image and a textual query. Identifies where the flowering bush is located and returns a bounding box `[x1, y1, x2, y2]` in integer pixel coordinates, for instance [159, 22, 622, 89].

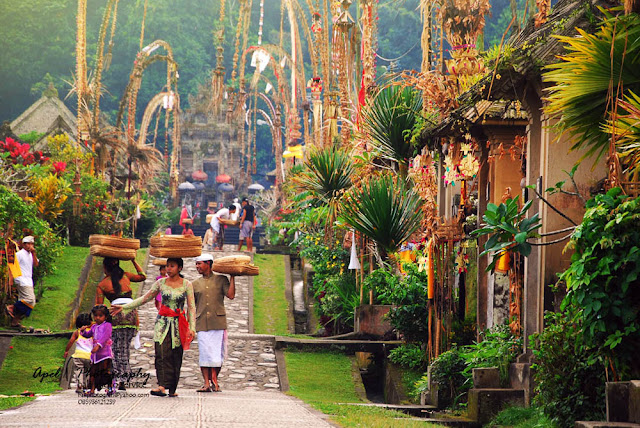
[0, 137, 48, 166]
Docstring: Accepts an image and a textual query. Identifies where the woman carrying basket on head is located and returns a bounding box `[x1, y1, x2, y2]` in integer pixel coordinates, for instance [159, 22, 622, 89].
[111, 257, 195, 397]
[96, 257, 146, 391]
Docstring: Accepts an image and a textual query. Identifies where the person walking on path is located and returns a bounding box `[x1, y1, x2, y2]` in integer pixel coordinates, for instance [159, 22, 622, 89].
[80, 305, 114, 395]
[237, 198, 257, 252]
[192, 253, 235, 392]
[5, 236, 39, 328]
[96, 257, 146, 390]
[61, 313, 93, 392]
[111, 258, 195, 397]
[210, 205, 237, 250]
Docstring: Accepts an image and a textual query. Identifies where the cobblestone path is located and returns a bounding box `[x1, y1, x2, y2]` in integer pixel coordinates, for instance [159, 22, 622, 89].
[131, 245, 281, 392]
[0, 246, 333, 427]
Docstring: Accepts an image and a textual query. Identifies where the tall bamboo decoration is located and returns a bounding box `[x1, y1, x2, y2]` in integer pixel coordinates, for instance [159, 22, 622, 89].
[76, 0, 89, 145]
[440, 0, 490, 92]
[332, 0, 356, 146]
[358, 0, 377, 108]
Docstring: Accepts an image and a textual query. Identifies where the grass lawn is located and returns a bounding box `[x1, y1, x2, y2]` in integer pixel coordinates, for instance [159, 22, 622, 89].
[285, 350, 444, 427]
[253, 254, 289, 335]
[0, 397, 36, 411]
[0, 337, 66, 397]
[27, 246, 90, 331]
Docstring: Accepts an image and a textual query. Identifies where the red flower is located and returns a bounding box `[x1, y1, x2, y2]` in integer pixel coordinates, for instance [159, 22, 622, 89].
[52, 161, 67, 174]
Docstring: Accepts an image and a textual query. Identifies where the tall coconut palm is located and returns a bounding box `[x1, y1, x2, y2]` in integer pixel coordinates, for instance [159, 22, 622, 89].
[361, 84, 423, 174]
[293, 146, 354, 237]
[544, 12, 640, 163]
[339, 174, 424, 261]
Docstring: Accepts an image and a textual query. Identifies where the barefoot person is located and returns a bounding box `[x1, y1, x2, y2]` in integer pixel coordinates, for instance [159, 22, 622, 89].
[5, 236, 38, 328]
[193, 254, 235, 392]
[111, 258, 195, 397]
[96, 257, 146, 390]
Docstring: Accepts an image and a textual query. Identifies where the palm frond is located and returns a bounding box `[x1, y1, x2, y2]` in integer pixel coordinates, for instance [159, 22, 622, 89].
[543, 13, 640, 163]
[339, 174, 424, 259]
[361, 84, 423, 168]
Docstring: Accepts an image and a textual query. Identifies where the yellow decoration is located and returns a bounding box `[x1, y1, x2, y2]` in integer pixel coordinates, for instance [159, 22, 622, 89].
[495, 250, 510, 274]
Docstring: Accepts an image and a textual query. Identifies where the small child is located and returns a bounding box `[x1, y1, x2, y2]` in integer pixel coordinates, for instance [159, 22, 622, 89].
[155, 265, 168, 311]
[80, 305, 114, 395]
[63, 313, 93, 392]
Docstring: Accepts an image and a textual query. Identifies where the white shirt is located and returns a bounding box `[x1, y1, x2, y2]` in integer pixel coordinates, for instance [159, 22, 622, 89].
[211, 208, 231, 233]
[15, 248, 36, 287]
[231, 203, 241, 221]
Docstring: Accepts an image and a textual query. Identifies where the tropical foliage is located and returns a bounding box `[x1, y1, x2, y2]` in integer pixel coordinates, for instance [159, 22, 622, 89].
[531, 310, 606, 428]
[472, 196, 541, 271]
[560, 187, 640, 380]
[544, 12, 640, 163]
[293, 146, 354, 234]
[361, 85, 423, 171]
[339, 174, 423, 260]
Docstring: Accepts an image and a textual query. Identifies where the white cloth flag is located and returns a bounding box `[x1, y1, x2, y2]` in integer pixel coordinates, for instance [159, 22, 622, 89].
[348, 230, 361, 270]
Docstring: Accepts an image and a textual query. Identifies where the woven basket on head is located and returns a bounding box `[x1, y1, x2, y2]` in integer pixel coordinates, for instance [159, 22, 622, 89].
[150, 235, 202, 248]
[152, 258, 168, 266]
[212, 255, 258, 276]
[212, 263, 259, 276]
[89, 234, 140, 250]
[219, 218, 239, 226]
[214, 255, 252, 265]
[149, 246, 202, 258]
[90, 245, 137, 261]
[182, 218, 193, 224]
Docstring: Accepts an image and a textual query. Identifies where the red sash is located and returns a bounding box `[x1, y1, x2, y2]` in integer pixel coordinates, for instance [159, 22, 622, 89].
[158, 305, 192, 350]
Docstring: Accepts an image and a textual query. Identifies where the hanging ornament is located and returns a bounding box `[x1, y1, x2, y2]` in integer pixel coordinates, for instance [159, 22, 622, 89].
[348, 230, 361, 270]
[443, 154, 459, 186]
[459, 153, 479, 178]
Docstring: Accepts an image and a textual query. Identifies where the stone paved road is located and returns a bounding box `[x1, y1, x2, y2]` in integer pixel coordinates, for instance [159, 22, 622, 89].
[0, 246, 333, 427]
[132, 246, 281, 392]
[0, 389, 331, 427]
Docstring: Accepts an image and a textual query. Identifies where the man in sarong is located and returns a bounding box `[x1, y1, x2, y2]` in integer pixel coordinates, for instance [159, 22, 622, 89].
[5, 236, 38, 328]
[193, 253, 235, 392]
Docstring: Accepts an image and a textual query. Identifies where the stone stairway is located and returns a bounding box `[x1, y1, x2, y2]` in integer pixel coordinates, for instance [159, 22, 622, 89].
[128, 245, 280, 392]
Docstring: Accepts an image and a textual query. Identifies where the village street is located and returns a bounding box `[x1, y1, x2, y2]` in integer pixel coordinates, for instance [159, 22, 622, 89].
[0, 247, 333, 427]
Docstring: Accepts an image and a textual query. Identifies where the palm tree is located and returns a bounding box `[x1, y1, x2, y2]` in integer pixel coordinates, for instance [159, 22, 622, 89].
[360, 84, 423, 175]
[544, 12, 640, 164]
[292, 146, 354, 237]
[339, 174, 423, 261]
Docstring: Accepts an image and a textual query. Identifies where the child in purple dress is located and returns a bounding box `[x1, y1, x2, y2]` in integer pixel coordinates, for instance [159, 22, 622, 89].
[81, 305, 114, 395]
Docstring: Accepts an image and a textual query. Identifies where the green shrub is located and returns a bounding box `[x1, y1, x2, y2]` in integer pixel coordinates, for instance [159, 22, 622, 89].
[531, 310, 606, 428]
[423, 347, 468, 408]
[417, 325, 522, 409]
[0, 185, 62, 279]
[378, 262, 428, 343]
[388, 344, 427, 371]
[462, 325, 522, 385]
[488, 406, 558, 428]
[560, 187, 640, 379]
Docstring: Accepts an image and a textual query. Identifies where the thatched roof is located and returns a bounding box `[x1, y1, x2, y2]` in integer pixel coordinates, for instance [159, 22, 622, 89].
[421, 0, 612, 142]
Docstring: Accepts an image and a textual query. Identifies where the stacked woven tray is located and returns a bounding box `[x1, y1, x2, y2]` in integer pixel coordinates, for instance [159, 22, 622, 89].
[152, 258, 167, 266]
[89, 235, 140, 260]
[212, 255, 259, 276]
[149, 234, 202, 258]
[219, 218, 240, 226]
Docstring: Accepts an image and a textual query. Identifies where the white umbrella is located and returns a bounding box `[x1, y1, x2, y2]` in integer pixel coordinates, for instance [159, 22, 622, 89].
[178, 181, 196, 191]
[247, 183, 265, 191]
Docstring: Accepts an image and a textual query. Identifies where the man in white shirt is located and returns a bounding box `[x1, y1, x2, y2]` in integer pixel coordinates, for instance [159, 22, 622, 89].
[5, 236, 39, 328]
[231, 198, 242, 221]
[209, 205, 237, 250]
